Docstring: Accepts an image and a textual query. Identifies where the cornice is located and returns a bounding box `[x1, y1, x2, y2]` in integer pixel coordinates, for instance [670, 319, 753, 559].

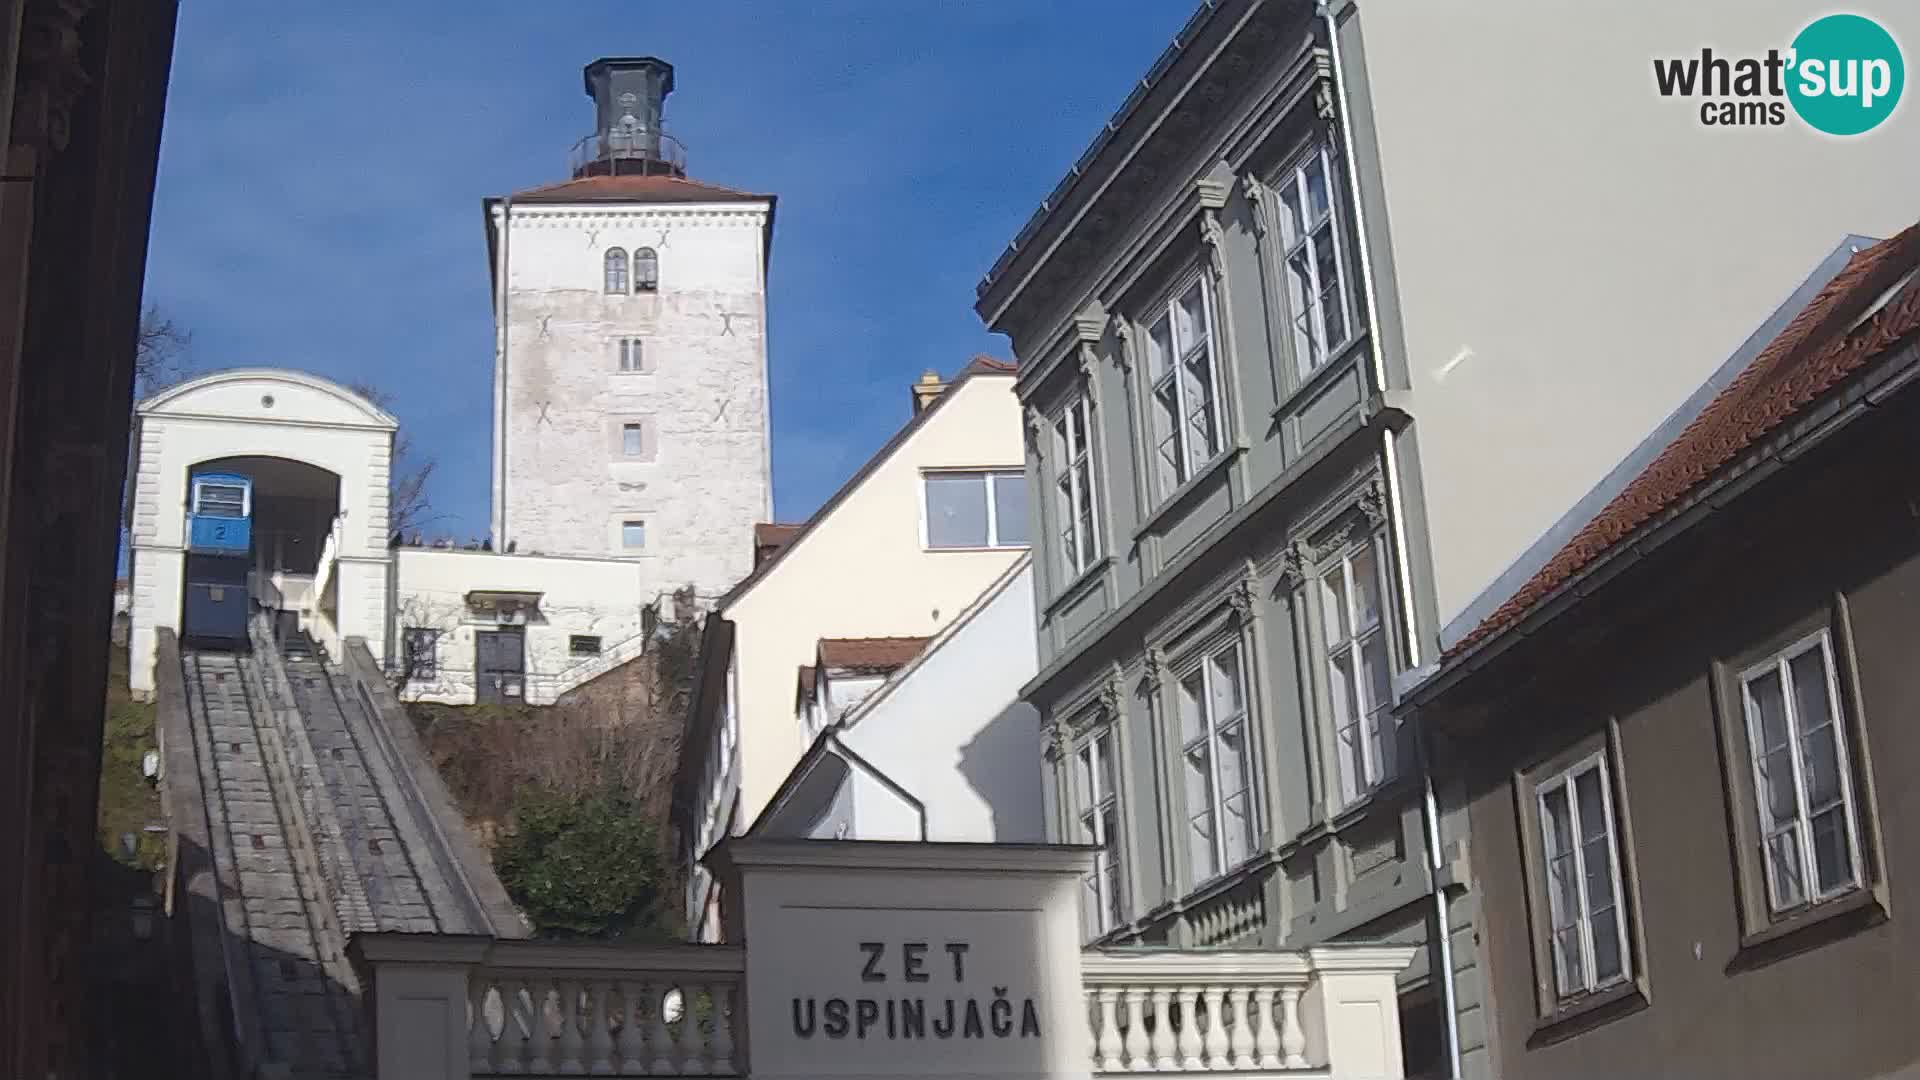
[980, 0, 1305, 337]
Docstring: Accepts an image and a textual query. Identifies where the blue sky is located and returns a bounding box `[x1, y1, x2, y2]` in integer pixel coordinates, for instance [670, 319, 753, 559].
[144, 1, 1195, 538]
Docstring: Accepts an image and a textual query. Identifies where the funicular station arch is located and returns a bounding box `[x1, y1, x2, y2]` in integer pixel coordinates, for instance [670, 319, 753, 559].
[127, 368, 396, 697]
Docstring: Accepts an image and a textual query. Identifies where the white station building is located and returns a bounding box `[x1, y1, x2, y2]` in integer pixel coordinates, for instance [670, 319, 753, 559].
[125, 56, 774, 705]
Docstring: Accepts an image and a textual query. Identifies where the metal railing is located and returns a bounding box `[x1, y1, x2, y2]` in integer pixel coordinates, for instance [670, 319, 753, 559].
[568, 128, 688, 177]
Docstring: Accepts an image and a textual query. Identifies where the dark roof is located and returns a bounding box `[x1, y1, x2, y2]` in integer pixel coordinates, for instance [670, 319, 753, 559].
[817, 637, 932, 675]
[717, 356, 1017, 608]
[1444, 223, 1920, 662]
[794, 665, 817, 710]
[509, 173, 771, 205]
[754, 522, 805, 568]
[974, 0, 1227, 302]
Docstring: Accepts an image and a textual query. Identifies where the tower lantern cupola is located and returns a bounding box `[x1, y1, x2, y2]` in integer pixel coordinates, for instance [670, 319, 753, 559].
[573, 56, 685, 179]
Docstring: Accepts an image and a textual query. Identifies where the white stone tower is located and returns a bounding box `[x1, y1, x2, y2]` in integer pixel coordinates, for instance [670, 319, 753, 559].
[485, 56, 774, 602]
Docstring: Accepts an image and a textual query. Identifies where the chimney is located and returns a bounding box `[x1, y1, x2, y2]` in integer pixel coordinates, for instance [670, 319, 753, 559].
[910, 369, 947, 414]
[578, 57, 682, 178]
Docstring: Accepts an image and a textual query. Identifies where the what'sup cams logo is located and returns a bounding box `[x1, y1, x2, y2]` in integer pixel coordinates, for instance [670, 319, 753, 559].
[1654, 13, 1904, 134]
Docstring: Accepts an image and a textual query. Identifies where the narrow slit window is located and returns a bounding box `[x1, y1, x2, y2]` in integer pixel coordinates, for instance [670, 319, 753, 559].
[1323, 534, 1398, 804]
[1073, 727, 1127, 937]
[1052, 394, 1101, 578]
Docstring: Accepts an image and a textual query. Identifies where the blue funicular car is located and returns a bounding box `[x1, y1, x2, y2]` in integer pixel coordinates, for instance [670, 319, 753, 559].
[187, 470, 252, 558]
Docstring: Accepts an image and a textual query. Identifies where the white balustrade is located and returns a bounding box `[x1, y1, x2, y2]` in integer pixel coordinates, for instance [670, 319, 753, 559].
[1079, 945, 1417, 1076]
[466, 951, 744, 1077]
[356, 935, 1412, 1080]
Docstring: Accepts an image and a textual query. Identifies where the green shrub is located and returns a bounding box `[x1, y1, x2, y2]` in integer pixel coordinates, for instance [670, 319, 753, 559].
[493, 782, 671, 939]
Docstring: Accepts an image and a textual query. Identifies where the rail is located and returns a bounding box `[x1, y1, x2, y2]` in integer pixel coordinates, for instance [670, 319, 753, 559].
[567, 128, 688, 176]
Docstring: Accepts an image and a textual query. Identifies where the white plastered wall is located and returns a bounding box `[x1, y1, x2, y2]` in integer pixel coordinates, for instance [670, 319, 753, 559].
[836, 560, 1042, 844]
[491, 200, 773, 605]
[725, 373, 1028, 828]
[392, 546, 654, 706]
[127, 369, 396, 698]
[1350, 0, 1920, 632]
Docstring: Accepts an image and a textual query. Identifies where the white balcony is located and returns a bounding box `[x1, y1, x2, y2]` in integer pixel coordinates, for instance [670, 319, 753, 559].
[353, 936, 1415, 1079]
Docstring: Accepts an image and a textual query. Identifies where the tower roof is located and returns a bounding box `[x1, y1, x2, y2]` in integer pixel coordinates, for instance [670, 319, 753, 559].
[506, 172, 771, 205]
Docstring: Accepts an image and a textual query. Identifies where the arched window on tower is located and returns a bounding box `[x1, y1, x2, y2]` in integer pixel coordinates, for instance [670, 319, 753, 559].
[604, 248, 629, 294]
[634, 247, 659, 293]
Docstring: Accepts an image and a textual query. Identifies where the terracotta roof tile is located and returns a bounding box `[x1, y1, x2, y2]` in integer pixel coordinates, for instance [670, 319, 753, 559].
[753, 522, 805, 568]
[816, 636, 932, 674]
[510, 173, 771, 205]
[1445, 223, 1920, 662]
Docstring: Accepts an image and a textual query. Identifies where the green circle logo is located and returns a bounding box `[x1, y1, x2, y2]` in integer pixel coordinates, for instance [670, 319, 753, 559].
[1787, 14, 1904, 135]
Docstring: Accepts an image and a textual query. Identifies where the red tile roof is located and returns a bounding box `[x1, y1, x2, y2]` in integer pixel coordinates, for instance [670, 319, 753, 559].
[1445, 224, 1920, 662]
[510, 173, 771, 205]
[969, 355, 1017, 373]
[817, 637, 932, 674]
[753, 522, 805, 568]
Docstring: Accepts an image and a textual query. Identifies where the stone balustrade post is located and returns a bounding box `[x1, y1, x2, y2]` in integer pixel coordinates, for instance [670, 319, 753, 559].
[350, 934, 493, 1080]
[1300, 946, 1419, 1079]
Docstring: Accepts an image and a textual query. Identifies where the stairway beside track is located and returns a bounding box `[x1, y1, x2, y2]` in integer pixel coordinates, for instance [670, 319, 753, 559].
[182, 649, 364, 1079]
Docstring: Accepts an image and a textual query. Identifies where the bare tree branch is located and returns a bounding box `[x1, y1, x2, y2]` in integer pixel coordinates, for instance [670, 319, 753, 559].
[346, 380, 439, 540]
[134, 305, 191, 395]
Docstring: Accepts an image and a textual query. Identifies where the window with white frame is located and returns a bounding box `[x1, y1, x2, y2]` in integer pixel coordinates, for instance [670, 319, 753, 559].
[923, 470, 1028, 549]
[1071, 725, 1127, 937]
[634, 246, 659, 293]
[1738, 630, 1864, 913]
[622, 422, 645, 457]
[1052, 394, 1100, 578]
[617, 337, 646, 372]
[1176, 641, 1256, 882]
[1275, 143, 1356, 376]
[604, 247, 629, 294]
[621, 520, 646, 549]
[1536, 752, 1632, 1000]
[1143, 277, 1225, 496]
[1321, 533, 1397, 804]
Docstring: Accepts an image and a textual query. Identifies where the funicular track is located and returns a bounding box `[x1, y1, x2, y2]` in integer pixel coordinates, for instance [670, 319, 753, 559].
[183, 647, 365, 1078]
[279, 632, 448, 934]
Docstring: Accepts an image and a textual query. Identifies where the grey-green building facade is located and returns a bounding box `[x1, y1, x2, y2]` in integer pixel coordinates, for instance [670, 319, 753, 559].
[973, 3, 1481, 1077]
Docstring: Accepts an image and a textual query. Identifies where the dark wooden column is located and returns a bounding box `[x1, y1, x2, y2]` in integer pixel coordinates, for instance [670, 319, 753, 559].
[0, 1, 177, 1076]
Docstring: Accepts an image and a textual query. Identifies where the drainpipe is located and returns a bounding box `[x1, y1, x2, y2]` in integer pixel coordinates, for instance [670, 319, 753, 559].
[494, 197, 513, 551]
[1320, 3, 1463, 1076]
